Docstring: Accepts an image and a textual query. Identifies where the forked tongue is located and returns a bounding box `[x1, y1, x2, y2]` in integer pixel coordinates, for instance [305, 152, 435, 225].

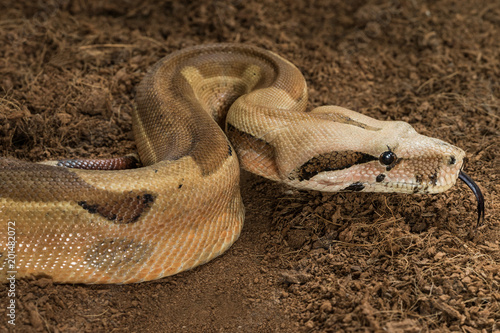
[458, 171, 485, 227]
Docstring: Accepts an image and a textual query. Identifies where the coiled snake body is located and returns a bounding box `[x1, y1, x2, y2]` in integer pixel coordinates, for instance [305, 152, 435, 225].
[0, 44, 484, 283]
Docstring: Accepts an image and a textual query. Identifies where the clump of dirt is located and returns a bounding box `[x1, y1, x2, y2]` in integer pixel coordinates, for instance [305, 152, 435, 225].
[0, 0, 498, 332]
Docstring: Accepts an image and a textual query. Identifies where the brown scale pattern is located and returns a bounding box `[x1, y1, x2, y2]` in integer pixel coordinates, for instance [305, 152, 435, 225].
[292, 151, 377, 181]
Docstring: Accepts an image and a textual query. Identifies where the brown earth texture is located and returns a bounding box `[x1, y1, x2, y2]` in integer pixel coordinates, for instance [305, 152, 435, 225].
[0, 0, 499, 332]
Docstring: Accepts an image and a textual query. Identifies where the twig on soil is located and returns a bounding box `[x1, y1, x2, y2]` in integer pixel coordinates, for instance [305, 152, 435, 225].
[78, 44, 136, 49]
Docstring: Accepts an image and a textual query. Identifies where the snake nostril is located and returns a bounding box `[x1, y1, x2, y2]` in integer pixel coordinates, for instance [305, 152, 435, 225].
[449, 155, 456, 165]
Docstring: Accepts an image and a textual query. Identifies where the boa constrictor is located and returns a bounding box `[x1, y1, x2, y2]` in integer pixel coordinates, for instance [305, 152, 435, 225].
[0, 44, 484, 284]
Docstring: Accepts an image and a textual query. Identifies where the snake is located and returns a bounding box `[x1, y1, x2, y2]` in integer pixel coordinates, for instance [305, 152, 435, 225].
[0, 44, 484, 284]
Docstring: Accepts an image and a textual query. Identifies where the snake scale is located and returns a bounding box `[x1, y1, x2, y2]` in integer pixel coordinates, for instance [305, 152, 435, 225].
[0, 44, 484, 284]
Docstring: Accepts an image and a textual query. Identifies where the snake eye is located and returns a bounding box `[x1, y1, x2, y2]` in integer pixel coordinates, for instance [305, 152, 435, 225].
[379, 151, 396, 166]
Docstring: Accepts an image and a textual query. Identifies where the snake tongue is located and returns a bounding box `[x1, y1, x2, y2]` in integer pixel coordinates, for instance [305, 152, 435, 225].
[458, 170, 485, 227]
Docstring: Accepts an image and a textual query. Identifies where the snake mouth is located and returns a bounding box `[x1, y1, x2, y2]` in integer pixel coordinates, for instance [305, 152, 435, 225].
[458, 170, 485, 227]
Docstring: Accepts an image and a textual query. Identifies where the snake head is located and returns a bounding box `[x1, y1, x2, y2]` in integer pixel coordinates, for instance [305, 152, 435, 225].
[284, 112, 484, 225]
[361, 121, 467, 195]
[285, 115, 466, 195]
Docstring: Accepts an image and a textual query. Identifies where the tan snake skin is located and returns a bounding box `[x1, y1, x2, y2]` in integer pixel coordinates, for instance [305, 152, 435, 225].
[0, 44, 469, 283]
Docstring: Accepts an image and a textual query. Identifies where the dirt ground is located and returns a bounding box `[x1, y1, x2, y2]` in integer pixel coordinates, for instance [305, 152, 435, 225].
[0, 0, 499, 332]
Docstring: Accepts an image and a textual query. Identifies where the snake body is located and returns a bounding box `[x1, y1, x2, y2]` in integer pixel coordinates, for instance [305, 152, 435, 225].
[0, 44, 472, 283]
